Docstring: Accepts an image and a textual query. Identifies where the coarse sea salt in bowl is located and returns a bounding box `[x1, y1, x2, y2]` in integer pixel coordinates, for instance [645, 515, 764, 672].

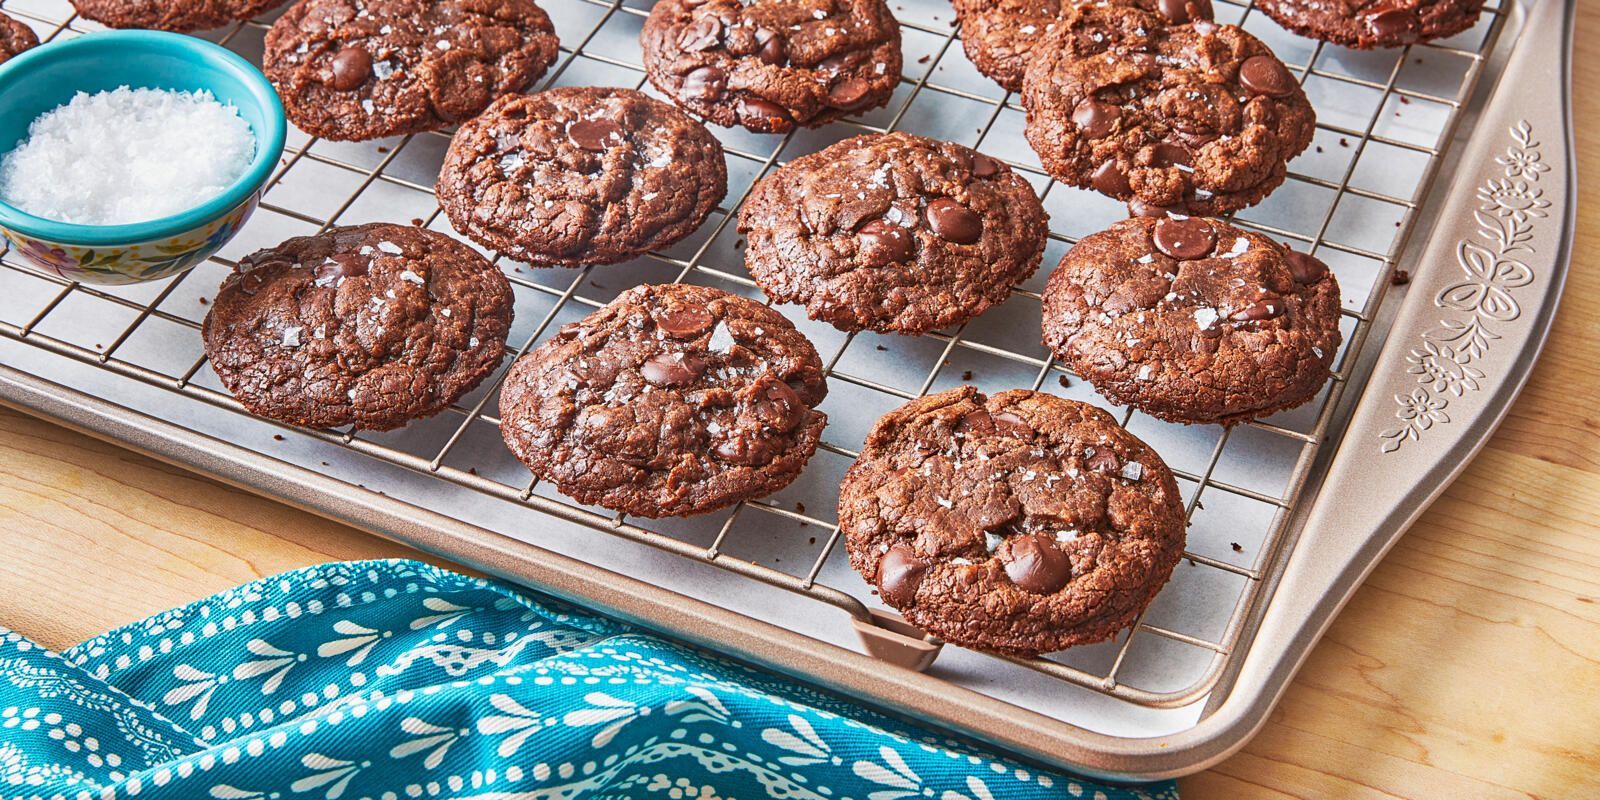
[0, 30, 285, 284]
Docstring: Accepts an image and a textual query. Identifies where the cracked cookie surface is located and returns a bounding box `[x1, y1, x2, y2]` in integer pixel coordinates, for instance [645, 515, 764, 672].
[1021, 7, 1315, 215]
[203, 223, 514, 431]
[953, 0, 1214, 92]
[499, 283, 828, 518]
[1043, 216, 1342, 425]
[641, 0, 902, 133]
[839, 386, 1186, 656]
[265, 0, 558, 141]
[738, 132, 1047, 335]
[1254, 0, 1482, 49]
[437, 87, 728, 267]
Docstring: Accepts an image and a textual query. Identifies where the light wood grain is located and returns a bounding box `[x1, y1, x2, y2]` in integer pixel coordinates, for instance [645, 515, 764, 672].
[2, 8, 1598, 798]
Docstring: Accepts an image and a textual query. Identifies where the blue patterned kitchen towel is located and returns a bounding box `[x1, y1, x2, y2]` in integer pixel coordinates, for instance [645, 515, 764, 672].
[0, 559, 1177, 799]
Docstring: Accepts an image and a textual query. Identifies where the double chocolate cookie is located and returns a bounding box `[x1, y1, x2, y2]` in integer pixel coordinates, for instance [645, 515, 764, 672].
[839, 386, 1186, 655]
[499, 283, 828, 518]
[953, 0, 1214, 92]
[72, 0, 284, 31]
[203, 223, 514, 431]
[738, 132, 1047, 335]
[1042, 216, 1342, 425]
[641, 0, 902, 133]
[1021, 7, 1315, 215]
[264, 0, 559, 141]
[0, 13, 38, 65]
[1255, 0, 1483, 49]
[437, 87, 728, 267]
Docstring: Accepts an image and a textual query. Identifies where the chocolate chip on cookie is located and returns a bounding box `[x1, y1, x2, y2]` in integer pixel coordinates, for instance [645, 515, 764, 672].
[739, 132, 1047, 335]
[203, 223, 514, 431]
[264, 0, 559, 141]
[0, 13, 38, 64]
[437, 87, 728, 267]
[499, 283, 829, 518]
[73, 0, 285, 31]
[1042, 216, 1342, 424]
[953, 0, 1214, 92]
[839, 386, 1187, 655]
[1254, 0, 1483, 49]
[1021, 6, 1315, 215]
[641, 0, 903, 133]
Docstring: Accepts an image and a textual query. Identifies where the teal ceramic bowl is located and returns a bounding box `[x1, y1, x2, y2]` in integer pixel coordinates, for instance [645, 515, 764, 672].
[0, 31, 285, 285]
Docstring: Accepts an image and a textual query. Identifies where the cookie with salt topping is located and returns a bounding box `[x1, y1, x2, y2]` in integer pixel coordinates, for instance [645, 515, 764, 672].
[839, 386, 1186, 655]
[1042, 216, 1342, 425]
[264, 0, 559, 141]
[203, 223, 513, 431]
[738, 132, 1047, 335]
[437, 87, 728, 266]
[641, 0, 902, 133]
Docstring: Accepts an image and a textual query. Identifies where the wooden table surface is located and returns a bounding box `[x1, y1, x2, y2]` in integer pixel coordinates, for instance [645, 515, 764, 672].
[3, 10, 1597, 799]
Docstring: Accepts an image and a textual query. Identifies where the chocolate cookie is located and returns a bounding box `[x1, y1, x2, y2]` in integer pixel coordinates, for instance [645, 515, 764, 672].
[264, 0, 559, 141]
[1021, 7, 1316, 215]
[640, 0, 902, 134]
[437, 88, 728, 267]
[1254, 0, 1483, 49]
[72, 0, 285, 31]
[499, 283, 828, 518]
[203, 223, 514, 431]
[0, 13, 38, 64]
[738, 132, 1047, 335]
[839, 386, 1186, 655]
[953, 0, 1214, 92]
[1042, 216, 1342, 425]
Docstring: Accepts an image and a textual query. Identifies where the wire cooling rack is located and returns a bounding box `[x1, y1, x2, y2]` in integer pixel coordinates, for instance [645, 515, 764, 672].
[0, 0, 1509, 723]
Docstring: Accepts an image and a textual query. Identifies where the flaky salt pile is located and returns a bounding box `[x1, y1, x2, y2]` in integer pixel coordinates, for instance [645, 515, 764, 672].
[0, 86, 256, 226]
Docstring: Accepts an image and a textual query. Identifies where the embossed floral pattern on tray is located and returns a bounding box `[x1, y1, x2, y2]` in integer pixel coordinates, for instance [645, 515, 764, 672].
[1380, 121, 1547, 453]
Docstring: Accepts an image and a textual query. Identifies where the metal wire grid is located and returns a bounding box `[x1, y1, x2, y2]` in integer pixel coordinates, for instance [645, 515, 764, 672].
[0, 0, 1507, 711]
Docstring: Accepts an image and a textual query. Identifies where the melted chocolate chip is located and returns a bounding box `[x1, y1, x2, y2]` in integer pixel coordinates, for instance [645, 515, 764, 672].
[1284, 249, 1327, 284]
[678, 16, 722, 51]
[1239, 55, 1296, 98]
[754, 378, 805, 432]
[1152, 142, 1193, 168]
[1362, 6, 1421, 42]
[858, 218, 914, 262]
[1092, 160, 1131, 195]
[1003, 534, 1072, 594]
[924, 198, 982, 244]
[652, 306, 714, 337]
[827, 77, 873, 109]
[1157, 0, 1213, 23]
[1071, 98, 1121, 138]
[755, 29, 786, 65]
[878, 544, 927, 607]
[1230, 300, 1282, 321]
[971, 152, 1001, 178]
[567, 119, 625, 152]
[641, 352, 706, 386]
[737, 95, 791, 127]
[1152, 217, 1216, 259]
[1129, 199, 1179, 218]
[991, 411, 1034, 438]
[683, 66, 726, 100]
[314, 254, 368, 282]
[1085, 447, 1121, 473]
[329, 46, 372, 91]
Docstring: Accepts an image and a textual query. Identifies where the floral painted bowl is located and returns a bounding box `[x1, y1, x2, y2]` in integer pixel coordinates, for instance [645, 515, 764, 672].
[0, 31, 285, 285]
